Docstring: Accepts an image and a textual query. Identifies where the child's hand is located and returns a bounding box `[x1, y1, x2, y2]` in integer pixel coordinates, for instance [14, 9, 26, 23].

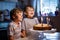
[21, 30, 26, 38]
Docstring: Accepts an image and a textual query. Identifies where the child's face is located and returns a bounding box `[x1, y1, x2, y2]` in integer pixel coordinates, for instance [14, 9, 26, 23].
[15, 11, 23, 22]
[26, 7, 34, 18]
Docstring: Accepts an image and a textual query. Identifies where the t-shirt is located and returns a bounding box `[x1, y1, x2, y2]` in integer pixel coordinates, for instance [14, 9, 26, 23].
[21, 17, 39, 36]
[8, 21, 23, 40]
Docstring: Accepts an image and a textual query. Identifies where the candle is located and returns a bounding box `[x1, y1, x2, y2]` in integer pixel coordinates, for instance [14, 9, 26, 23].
[41, 16, 43, 26]
[46, 17, 50, 25]
[41, 16, 43, 22]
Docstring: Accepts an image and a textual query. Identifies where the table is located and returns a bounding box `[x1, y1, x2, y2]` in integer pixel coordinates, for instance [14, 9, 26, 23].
[27, 28, 59, 40]
[0, 28, 60, 40]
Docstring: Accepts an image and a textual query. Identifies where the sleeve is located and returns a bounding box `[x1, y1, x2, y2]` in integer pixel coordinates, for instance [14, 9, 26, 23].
[21, 20, 26, 31]
[34, 17, 39, 24]
[8, 24, 14, 36]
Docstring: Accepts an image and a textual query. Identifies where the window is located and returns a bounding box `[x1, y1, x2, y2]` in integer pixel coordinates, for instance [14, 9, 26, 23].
[40, 0, 58, 16]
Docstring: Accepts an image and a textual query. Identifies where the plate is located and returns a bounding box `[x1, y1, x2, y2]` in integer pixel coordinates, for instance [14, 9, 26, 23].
[29, 28, 56, 33]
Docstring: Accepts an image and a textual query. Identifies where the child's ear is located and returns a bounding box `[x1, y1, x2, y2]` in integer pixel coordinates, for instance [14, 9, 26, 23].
[12, 15, 15, 19]
[15, 15, 18, 19]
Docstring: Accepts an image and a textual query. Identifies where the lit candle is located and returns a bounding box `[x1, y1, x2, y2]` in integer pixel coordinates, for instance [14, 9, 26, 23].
[46, 17, 50, 25]
[41, 16, 43, 26]
[41, 16, 43, 23]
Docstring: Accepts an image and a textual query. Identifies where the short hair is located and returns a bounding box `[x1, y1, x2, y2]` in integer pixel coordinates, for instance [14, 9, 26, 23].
[10, 8, 22, 20]
[24, 5, 34, 12]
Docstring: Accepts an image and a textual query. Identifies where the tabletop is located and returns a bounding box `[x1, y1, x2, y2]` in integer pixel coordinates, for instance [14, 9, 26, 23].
[21, 28, 60, 40]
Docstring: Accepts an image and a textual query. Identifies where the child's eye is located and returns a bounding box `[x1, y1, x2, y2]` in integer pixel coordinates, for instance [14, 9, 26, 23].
[16, 12, 20, 13]
[18, 13, 21, 15]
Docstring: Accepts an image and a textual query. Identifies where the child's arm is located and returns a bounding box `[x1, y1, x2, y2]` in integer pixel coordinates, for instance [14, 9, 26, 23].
[21, 20, 26, 37]
[21, 30, 26, 38]
[9, 36, 14, 40]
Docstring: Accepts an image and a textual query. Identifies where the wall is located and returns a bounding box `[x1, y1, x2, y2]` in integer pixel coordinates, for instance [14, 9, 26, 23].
[0, 1, 16, 11]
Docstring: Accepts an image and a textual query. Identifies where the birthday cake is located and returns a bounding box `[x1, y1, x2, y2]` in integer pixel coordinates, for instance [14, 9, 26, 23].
[33, 24, 52, 30]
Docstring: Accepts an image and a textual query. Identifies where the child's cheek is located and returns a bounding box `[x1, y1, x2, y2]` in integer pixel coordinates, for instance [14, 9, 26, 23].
[18, 16, 22, 21]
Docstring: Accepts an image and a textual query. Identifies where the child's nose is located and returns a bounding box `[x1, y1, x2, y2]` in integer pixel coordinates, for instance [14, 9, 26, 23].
[21, 16, 23, 18]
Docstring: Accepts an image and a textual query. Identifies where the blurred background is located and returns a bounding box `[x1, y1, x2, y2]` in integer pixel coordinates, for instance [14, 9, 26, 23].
[0, 0, 60, 40]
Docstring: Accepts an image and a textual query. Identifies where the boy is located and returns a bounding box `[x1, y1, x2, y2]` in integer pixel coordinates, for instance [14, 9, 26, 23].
[22, 5, 39, 37]
[8, 8, 26, 40]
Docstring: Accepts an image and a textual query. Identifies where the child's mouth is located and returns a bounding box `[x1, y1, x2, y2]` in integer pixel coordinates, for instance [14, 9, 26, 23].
[31, 13, 33, 14]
